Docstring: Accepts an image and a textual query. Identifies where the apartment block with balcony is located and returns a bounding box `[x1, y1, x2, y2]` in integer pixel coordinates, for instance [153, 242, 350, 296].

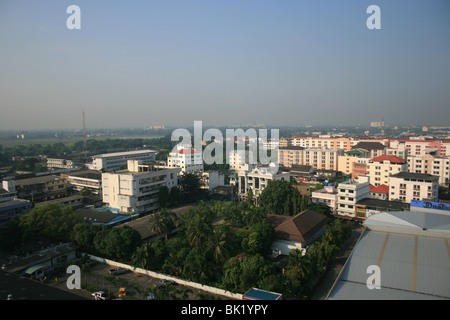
[336, 176, 370, 218]
[366, 155, 408, 187]
[389, 172, 439, 204]
[102, 160, 180, 215]
[237, 164, 290, 203]
[167, 145, 203, 174]
[278, 146, 304, 168]
[311, 183, 338, 215]
[407, 153, 450, 186]
[14, 175, 70, 203]
[87, 150, 157, 171]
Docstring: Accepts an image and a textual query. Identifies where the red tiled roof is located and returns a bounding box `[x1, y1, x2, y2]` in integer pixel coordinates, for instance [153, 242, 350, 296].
[370, 155, 406, 163]
[370, 184, 389, 194]
[173, 148, 200, 154]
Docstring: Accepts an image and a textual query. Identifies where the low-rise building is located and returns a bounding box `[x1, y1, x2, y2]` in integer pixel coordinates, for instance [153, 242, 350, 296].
[370, 184, 389, 200]
[266, 209, 330, 256]
[237, 164, 290, 203]
[14, 175, 70, 203]
[60, 170, 102, 195]
[87, 149, 157, 171]
[46, 158, 79, 170]
[102, 160, 180, 215]
[336, 176, 370, 218]
[311, 183, 338, 215]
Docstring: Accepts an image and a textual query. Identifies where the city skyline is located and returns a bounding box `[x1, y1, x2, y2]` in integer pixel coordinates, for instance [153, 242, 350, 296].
[1, 1, 449, 131]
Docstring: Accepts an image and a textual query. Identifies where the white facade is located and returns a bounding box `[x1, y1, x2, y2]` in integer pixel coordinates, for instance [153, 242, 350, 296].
[102, 160, 180, 214]
[46, 158, 78, 169]
[199, 170, 226, 191]
[237, 164, 290, 201]
[389, 172, 439, 203]
[407, 154, 450, 185]
[167, 145, 203, 173]
[336, 176, 370, 218]
[228, 150, 255, 172]
[311, 183, 338, 215]
[87, 150, 156, 171]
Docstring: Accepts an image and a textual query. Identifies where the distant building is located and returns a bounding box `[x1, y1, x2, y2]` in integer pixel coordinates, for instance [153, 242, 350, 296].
[0, 179, 32, 229]
[46, 158, 78, 170]
[87, 150, 156, 171]
[198, 170, 226, 192]
[102, 160, 180, 215]
[389, 172, 439, 204]
[60, 170, 102, 195]
[167, 145, 203, 173]
[14, 175, 70, 203]
[228, 150, 255, 172]
[278, 146, 304, 168]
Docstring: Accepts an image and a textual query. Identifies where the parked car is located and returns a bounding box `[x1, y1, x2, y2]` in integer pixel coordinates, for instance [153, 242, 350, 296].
[92, 291, 108, 300]
[156, 279, 176, 288]
[108, 267, 128, 276]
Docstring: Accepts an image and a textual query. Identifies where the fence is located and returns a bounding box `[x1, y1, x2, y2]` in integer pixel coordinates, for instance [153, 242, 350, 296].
[87, 254, 243, 300]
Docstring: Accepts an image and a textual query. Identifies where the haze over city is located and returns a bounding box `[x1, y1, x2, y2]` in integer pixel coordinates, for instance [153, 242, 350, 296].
[1, 1, 449, 130]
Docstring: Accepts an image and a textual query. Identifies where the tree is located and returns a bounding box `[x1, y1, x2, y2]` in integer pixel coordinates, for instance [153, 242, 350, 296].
[19, 203, 82, 242]
[159, 186, 170, 208]
[179, 173, 204, 202]
[131, 244, 154, 270]
[258, 180, 295, 215]
[148, 208, 176, 242]
[184, 212, 212, 253]
[206, 225, 231, 266]
[241, 223, 274, 257]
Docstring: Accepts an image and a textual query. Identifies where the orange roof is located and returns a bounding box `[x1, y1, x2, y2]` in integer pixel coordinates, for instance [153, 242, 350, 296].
[370, 184, 389, 194]
[370, 155, 406, 163]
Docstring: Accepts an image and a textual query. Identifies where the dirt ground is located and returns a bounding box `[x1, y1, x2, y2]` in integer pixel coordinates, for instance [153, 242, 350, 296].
[49, 262, 226, 300]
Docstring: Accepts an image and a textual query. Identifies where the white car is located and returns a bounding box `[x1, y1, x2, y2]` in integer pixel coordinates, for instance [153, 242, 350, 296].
[92, 291, 108, 300]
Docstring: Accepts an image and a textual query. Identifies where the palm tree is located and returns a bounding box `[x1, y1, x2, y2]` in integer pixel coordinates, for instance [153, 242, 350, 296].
[207, 227, 230, 266]
[185, 213, 212, 252]
[148, 208, 176, 242]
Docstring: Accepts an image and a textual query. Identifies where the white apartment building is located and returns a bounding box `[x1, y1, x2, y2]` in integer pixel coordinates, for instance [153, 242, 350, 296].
[366, 155, 408, 187]
[407, 153, 450, 185]
[199, 170, 226, 192]
[389, 139, 450, 157]
[46, 158, 78, 169]
[303, 148, 341, 171]
[336, 176, 370, 218]
[237, 164, 290, 202]
[228, 150, 255, 172]
[311, 183, 338, 215]
[60, 170, 102, 195]
[167, 145, 203, 173]
[87, 150, 156, 171]
[389, 172, 439, 204]
[102, 160, 180, 215]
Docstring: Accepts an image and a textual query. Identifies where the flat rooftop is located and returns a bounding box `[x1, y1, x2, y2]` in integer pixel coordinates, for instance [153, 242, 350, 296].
[92, 149, 156, 158]
[327, 211, 450, 300]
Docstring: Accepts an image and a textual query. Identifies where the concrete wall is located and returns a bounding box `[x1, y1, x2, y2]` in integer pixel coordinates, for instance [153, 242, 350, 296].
[87, 254, 243, 300]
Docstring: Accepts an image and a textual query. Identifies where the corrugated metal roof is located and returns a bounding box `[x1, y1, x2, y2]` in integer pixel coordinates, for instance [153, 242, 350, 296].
[327, 211, 450, 300]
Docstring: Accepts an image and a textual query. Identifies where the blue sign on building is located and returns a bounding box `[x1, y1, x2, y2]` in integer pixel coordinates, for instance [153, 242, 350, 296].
[411, 200, 450, 212]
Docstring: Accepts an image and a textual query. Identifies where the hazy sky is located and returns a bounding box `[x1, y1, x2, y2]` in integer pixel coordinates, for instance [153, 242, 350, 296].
[0, 0, 449, 130]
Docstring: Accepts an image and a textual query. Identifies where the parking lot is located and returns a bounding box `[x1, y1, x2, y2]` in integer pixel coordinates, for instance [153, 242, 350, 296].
[50, 261, 226, 300]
